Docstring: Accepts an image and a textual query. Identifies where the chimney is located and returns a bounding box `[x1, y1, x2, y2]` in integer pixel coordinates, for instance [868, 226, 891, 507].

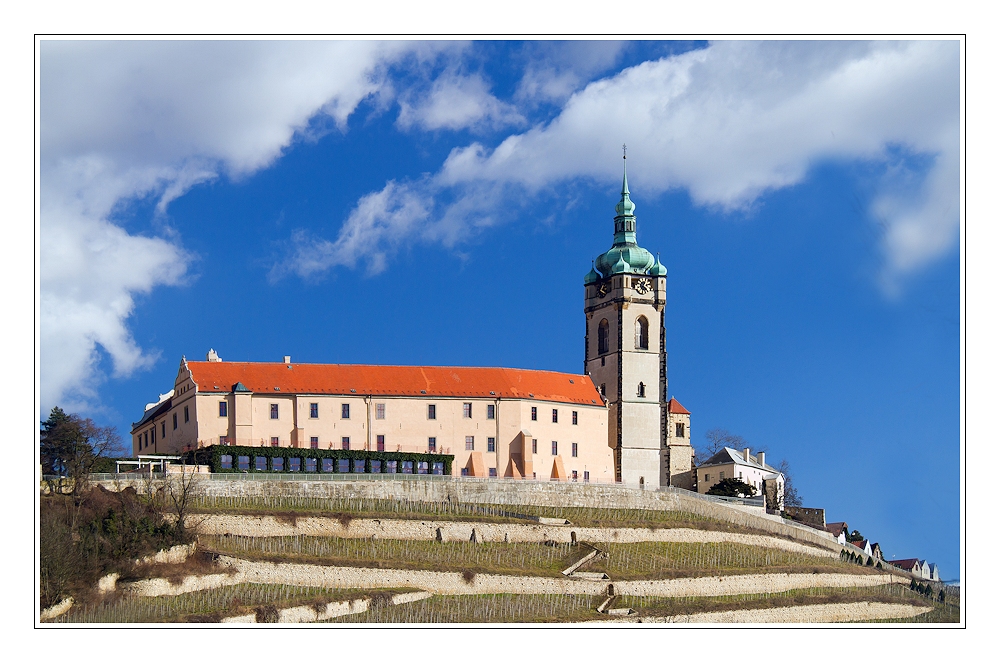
[283, 356, 291, 364]
[743, 448, 751, 462]
[758, 451, 765, 468]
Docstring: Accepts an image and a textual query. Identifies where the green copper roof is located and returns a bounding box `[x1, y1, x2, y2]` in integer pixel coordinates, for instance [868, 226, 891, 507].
[649, 254, 667, 276]
[590, 153, 658, 279]
[584, 263, 601, 285]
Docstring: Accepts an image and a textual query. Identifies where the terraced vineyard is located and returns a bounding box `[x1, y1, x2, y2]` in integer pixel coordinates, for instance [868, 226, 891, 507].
[45, 485, 954, 624]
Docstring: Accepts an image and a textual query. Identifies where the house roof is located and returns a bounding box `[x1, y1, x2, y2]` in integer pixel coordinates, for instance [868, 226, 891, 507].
[826, 522, 848, 536]
[133, 397, 171, 429]
[697, 447, 780, 473]
[888, 558, 921, 571]
[184, 361, 605, 406]
[667, 398, 690, 414]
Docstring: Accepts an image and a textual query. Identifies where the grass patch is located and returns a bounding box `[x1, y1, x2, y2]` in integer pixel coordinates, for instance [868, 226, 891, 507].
[588, 542, 871, 580]
[189, 495, 753, 533]
[201, 535, 578, 577]
[333, 593, 603, 623]
[618, 583, 935, 619]
[48, 583, 407, 623]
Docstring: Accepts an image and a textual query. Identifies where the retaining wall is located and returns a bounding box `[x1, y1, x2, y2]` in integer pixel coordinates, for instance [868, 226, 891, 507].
[98, 477, 843, 554]
[599, 601, 933, 623]
[197, 515, 839, 558]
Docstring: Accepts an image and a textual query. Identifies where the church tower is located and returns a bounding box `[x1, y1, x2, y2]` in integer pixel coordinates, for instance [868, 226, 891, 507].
[584, 153, 671, 488]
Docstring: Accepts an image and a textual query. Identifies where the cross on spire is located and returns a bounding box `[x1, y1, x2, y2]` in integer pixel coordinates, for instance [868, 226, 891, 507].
[623, 143, 627, 159]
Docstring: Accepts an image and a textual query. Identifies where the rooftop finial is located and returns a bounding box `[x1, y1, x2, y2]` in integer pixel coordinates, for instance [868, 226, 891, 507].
[621, 144, 630, 196]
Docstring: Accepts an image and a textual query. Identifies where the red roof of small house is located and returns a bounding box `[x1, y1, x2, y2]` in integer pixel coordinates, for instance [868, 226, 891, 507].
[826, 522, 848, 536]
[185, 361, 605, 407]
[667, 398, 690, 414]
[888, 558, 921, 571]
[850, 540, 864, 548]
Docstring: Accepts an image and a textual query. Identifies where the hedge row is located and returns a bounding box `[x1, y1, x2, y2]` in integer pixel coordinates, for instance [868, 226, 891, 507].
[185, 444, 454, 476]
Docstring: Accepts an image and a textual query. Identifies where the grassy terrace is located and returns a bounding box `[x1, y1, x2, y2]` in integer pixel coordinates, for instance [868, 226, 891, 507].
[617, 583, 936, 618]
[49, 583, 415, 623]
[191, 495, 765, 533]
[201, 535, 867, 580]
[333, 593, 605, 623]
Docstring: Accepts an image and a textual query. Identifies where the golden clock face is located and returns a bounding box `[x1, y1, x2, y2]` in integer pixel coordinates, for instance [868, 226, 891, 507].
[634, 278, 650, 295]
[597, 281, 609, 298]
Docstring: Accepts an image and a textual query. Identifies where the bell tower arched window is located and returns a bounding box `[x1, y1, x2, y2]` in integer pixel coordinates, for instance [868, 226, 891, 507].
[637, 382, 646, 398]
[598, 319, 610, 354]
[635, 316, 649, 350]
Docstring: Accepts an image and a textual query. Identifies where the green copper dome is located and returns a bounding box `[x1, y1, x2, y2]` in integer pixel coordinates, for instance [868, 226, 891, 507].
[584, 264, 601, 285]
[592, 153, 657, 278]
[649, 254, 667, 276]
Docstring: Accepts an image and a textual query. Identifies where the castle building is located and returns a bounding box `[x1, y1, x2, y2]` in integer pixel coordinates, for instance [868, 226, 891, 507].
[131, 157, 693, 487]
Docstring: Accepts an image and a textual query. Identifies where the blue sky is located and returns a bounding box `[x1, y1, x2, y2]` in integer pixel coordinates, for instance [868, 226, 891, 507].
[39, 40, 960, 579]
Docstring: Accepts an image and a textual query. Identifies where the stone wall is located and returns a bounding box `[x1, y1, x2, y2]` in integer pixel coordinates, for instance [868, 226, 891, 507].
[98, 477, 845, 553]
[197, 515, 839, 558]
[599, 601, 933, 623]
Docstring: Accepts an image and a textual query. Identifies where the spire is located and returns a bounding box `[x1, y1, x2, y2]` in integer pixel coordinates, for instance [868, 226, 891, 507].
[615, 146, 635, 218]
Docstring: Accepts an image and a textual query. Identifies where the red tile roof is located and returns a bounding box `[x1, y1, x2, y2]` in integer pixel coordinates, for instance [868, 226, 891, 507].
[888, 558, 920, 571]
[186, 361, 604, 406]
[667, 398, 690, 414]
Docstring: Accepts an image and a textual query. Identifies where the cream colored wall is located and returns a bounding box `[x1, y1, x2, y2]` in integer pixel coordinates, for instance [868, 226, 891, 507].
[697, 460, 783, 499]
[165, 387, 613, 481]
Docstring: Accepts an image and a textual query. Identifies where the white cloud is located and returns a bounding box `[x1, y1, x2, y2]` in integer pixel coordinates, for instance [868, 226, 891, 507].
[396, 71, 524, 132]
[433, 41, 959, 290]
[40, 40, 432, 412]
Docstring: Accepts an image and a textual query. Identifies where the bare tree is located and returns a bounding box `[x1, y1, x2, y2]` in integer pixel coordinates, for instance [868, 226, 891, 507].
[164, 461, 204, 542]
[776, 459, 802, 507]
[695, 428, 766, 466]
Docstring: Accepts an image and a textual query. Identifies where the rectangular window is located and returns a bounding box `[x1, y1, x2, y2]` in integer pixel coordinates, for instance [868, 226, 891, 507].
[572, 442, 578, 458]
[289, 457, 301, 472]
[463, 403, 472, 418]
[572, 470, 578, 481]
[376, 403, 386, 419]
[219, 401, 228, 417]
[271, 457, 283, 472]
[255, 457, 267, 471]
[705, 474, 710, 482]
[719, 471, 725, 480]
[428, 437, 436, 452]
[342, 436, 350, 450]
[341, 403, 350, 419]
[184, 406, 189, 423]
[417, 461, 429, 475]
[432, 462, 444, 475]
[370, 460, 382, 473]
[310, 402, 318, 419]
[270, 403, 279, 420]
[305, 458, 317, 472]
[271, 437, 279, 447]
[489, 468, 497, 477]
[338, 459, 350, 473]
[462, 435, 473, 451]
[552, 441, 558, 455]
[487, 404, 495, 419]
[552, 409, 558, 423]
[353, 459, 366, 473]
[321, 458, 334, 473]
[531, 406, 537, 421]
[386, 460, 397, 474]
[220, 454, 233, 470]
[676, 422, 685, 437]
[219, 436, 227, 445]
[310, 436, 319, 449]
[377, 435, 385, 452]
[162, 422, 166, 438]
[572, 411, 578, 425]
[173, 413, 177, 430]
[238, 456, 250, 471]
[461, 468, 469, 476]
[428, 404, 436, 419]
[532, 439, 537, 454]
[487, 437, 495, 452]
[151, 427, 155, 443]
[584, 470, 590, 482]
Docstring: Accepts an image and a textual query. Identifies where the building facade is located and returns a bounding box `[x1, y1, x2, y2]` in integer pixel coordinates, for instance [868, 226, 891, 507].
[695, 447, 785, 505]
[132, 356, 616, 483]
[131, 158, 693, 488]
